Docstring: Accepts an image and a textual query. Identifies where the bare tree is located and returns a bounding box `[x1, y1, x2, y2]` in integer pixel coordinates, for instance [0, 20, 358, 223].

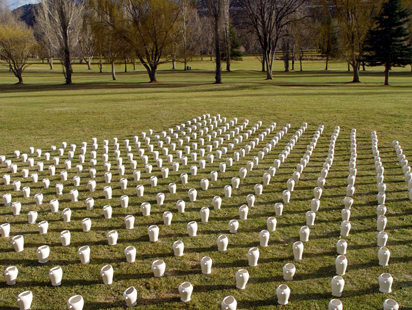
[237, 0, 306, 80]
[0, 20, 36, 84]
[36, 0, 85, 84]
[333, 0, 382, 82]
[204, 0, 229, 83]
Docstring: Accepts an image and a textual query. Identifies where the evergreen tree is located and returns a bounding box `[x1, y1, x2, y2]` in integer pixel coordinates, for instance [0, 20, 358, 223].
[364, 0, 412, 85]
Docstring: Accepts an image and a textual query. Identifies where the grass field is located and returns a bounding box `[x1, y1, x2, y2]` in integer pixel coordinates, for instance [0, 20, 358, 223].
[0, 57, 411, 309]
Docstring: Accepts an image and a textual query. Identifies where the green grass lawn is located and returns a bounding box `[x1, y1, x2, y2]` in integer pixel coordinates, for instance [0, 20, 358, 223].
[0, 57, 411, 309]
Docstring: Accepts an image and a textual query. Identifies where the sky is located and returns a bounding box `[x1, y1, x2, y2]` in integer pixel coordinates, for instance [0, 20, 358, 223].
[7, 0, 40, 10]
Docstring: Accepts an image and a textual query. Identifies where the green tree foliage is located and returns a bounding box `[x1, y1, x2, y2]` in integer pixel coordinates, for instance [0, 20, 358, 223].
[222, 25, 243, 61]
[364, 0, 412, 85]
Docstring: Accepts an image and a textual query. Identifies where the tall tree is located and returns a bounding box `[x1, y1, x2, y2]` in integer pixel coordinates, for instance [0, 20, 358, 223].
[0, 21, 36, 84]
[36, 0, 85, 84]
[317, 15, 338, 70]
[333, 0, 382, 83]
[204, 0, 229, 83]
[364, 0, 412, 85]
[238, 0, 306, 80]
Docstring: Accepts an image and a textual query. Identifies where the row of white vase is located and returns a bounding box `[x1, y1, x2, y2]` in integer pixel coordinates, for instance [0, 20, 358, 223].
[392, 140, 412, 200]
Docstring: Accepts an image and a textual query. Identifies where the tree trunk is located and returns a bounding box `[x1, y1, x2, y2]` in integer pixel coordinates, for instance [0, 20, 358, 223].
[261, 53, 266, 72]
[184, 59, 187, 71]
[86, 57, 92, 70]
[347, 63, 350, 72]
[283, 44, 289, 72]
[48, 57, 53, 70]
[384, 64, 390, 86]
[210, 53, 213, 61]
[172, 60, 176, 70]
[291, 56, 295, 71]
[15, 71, 23, 84]
[133, 60, 136, 70]
[64, 49, 72, 84]
[325, 55, 329, 70]
[214, 20, 222, 84]
[99, 55, 103, 73]
[142, 63, 157, 82]
[124, 59, 127, 73]
[362, 61, 366, 71]
[111, 62, 116, 80]
[265, 50, 273, 80]
[351, 62, 360, 83]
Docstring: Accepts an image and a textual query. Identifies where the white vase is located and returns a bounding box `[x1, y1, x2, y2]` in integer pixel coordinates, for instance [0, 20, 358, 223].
[37, 245, 50, 263]
[179, 282, 193, 302]
[201, 207, 210, 223]
[125, 215, 135, 229]
[293, 241, 304, 260]
[336, 239, 347, 255]
[377, 192, 386, 205]
[221, 296, 237, 310]
[22, 186, 30, 198]
[340, 221, 351, 237]
[229, 219, 239, 234]
[60, 230, 70, 246]
[239, 167, 247, 179]
[260, 230, 270, 247]
[17, 290, 33, 310]
[230, 178, 240, 190]
[67, 295, 84, 310]
[377, 215, 387, 231]
[377, 205, 387, 217]
[176, 200, 185, 213]
[254, 184, 263, 195]
[107, 230, 118, 245]
[282, 190, 291, 204]
[248, 247, 259, 266]
[306, 211, 316, 226]
[148, 225, 159, 242]
[346, 185, 355, 197]
[200, 256, 212, 274]
[120, 195, 129, 208]
[49, 266, 63, 286]
[12, 235, 24, 252]
[383, 299, 399, 310]
[379, 246, 390, 266]
[239, 205, 248, 220]
[213, 196, 222, 210]
[331, 276, 345, 297]
[72, 176, 81, 187]
[328, 299, 343, 310]
[152, 260, 166, 278]
[283, 263, 296, 281]
[70, 189, 79, 202]
[317, 177, 326, 189]
[343, 197, 353, 209]
[379, 273, 393, 293]
[135, 185, 144, 197]
[100, 264, 113, 285]
[263, 173, 271, 185]
[11, 202, 21, 216]
[314, 187, 322, 199]
[265, 217, 277, 232]
[217, 234, 228, 251]
[335, 255, 347, 275]
[173, 240, 184, 256]
[38, 220, 48, 234]
[42, 178, 50, 189]
[82, 218, 91, 232]
[55, 183, 64, 195]
[276, 284, 291, 305]
[162, 211, 173, 226]
[275, 203, 283, 216]
[104, 186, 112, 199]
[133, 170, 141, 181]
[187, 221, 197, 237]
[150, 176, 157, 187]
[188, 188, 197, 202]
[377, 231, 388, 247]
[0, 222, 11, 237]
[378, 182, 386, 193]
[62, 208, 71, 222]
[49, 199, 59, 213]
[102, 205, 112, 219]
[3, 175, 11, 186]
[5, 266, 18, 285]
[34, 193, 43, 205]
[287, 178, 295, 192]
[123, 286, 137, 307]
[300, 226, 310, 242]
[124, 246, 136, 263]
[236, 269, 249, 289]
[141, 202, 151, 216]
[104, 172, 112, 184]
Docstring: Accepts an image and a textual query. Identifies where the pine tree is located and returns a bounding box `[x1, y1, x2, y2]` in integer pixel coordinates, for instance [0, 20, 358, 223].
[364, 0, 412, 85]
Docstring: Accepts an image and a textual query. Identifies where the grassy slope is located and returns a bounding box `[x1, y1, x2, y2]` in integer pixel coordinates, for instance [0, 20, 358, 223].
[0, 57, 411, 309]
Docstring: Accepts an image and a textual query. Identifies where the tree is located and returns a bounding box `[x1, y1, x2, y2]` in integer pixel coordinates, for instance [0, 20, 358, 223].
[333, 0, 382, 83]
[36, 0, 85, 84]
[364, 0, 412, 85]
[238, 0, 306, 80]
[0, 22, 36, 84]
[317, 15, 338, 70]
[204, 0, 229, 83]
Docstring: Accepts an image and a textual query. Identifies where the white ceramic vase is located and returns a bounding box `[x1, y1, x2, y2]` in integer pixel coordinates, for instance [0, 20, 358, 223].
[283, 263, 296, 281]
[236, 269, 249, 289]
[276, 284, 291, 305]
